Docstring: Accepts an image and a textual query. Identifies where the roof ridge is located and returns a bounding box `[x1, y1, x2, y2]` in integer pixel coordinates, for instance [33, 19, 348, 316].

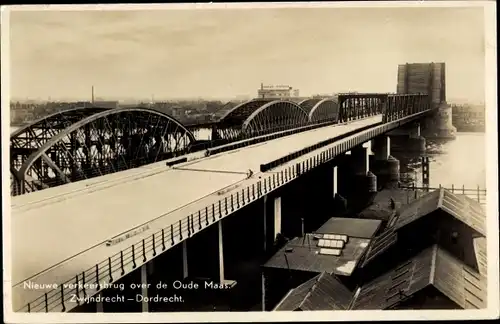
[298, 273, 323, 310]
[429, 244, 438, 285]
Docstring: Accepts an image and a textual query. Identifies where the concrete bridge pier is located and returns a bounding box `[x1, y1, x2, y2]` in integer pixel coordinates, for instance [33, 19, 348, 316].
[388, 122, 426, 154]
[371, 136, 400, 188]
[422, 102, 457, 139]
[184, 221, 226, 284]
[263, 194, 282, 254]
[349, 145, 377, 210]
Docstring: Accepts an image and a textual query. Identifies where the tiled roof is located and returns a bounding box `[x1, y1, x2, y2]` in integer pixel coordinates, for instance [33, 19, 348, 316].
[274, 272, 353, 311]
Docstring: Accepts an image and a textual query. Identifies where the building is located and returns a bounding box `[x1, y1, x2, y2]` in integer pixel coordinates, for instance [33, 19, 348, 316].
[92, 100, 119, 109]
[397, 62, 446, 108]
[268, 188, 487, 311]
[258, 84, 300, 99]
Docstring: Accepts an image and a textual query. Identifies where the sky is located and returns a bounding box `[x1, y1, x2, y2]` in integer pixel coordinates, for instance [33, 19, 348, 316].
[8, 6, 486, 102]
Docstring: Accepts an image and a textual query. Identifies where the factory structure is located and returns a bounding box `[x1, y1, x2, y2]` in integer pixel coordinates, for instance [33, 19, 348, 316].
[258, 84, 300, 99]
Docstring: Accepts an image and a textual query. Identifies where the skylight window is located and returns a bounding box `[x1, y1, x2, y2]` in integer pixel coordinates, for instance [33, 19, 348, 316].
[318, 239, 345, 249]
[319, 248, 342, 256]
[323, 234, 349, 243]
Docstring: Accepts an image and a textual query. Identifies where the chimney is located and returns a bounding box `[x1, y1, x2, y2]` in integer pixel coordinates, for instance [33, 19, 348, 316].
[301, 218, 305, 237]
[261, 82, 264, 90]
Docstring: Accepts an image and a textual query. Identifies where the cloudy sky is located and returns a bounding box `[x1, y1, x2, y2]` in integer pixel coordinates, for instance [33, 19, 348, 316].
[9, 5, 486, 102]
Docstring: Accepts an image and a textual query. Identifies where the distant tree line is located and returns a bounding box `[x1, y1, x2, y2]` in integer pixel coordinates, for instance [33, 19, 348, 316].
[10, 99, 246, 127]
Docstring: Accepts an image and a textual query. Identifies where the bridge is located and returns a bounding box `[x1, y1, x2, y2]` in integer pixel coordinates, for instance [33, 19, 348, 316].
[9, 62, 456, 313]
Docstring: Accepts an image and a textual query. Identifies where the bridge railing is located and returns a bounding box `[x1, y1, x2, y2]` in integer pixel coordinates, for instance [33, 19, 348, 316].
[399, 183, 487, 205]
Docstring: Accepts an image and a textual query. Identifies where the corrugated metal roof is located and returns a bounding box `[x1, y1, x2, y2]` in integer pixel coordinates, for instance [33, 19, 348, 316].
[393, 188, 486, 236]
[273, 276, 318, 311]
[360, 188, 487, 270]
[393, 189, 441, 230]
[263, 234, 371, 276]
[473, 237, 487, 276]
[433, 247, 487, 309]
[352, 245, 435, 310]
[440, 189, 486, 236]
[351, 245, 487, 310]
[316, 218, 382, 239]
[274, 272, 353, 311]
[360, 228, 398, 268]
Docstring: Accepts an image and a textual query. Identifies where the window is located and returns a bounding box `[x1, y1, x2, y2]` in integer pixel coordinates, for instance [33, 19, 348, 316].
[318, 239, 345, 249]
[323, 233, 349, 243]
[319, 248, 342, 256]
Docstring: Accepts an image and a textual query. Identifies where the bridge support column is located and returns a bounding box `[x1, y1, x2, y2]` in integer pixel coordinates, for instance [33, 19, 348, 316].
[263, 194, 282, 254]
[332, 165, 338, 197]
[422, 102, 457, 139]
[261, 273, 266, 312]
[217, 221, 225, 283]
[140, 264, 149, 312]
[351, 146, 377, 194]
[349, 146, 377, 210]
[96, 294, 104, 312]
[371, 136, 400, 188]
[388, 123, 426, 154]
[182, 241, 189, 279]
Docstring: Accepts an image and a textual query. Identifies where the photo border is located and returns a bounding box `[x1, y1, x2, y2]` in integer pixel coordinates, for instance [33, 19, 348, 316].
[2, 1, 498, 323]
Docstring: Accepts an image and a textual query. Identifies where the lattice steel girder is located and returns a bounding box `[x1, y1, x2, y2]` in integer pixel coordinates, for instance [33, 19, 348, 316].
[384, 94, 430, 122]
[242, 100, 309, 135]
[337, 93, 388, 123]
[10, 107, 109, 175]
[16, 108, 196, 194]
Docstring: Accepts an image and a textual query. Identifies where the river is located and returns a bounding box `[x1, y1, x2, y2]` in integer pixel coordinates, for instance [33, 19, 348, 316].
[10, 126, 486, 189]
[397, 132, 486, 189]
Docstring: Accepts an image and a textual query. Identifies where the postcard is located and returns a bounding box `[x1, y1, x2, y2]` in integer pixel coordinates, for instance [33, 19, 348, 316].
[2, 2, 498, 323]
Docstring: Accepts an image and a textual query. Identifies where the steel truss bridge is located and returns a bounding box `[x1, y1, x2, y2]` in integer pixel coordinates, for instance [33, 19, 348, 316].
[10, 93, 430, 196]
[11, 91, 436, 314]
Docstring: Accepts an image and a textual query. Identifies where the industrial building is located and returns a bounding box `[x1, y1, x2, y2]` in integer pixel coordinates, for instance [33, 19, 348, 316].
[258, 84, 300, 99]
[266, 188, 487, 311]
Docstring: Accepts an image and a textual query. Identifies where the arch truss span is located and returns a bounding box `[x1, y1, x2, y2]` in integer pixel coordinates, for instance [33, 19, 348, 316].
[10, 107, 109, 173]
[215, 99, 309, 139]
[10, 107, 109, 195]
[300, 98, 340, 123]
[215, 99, 275, 140]
[14, 108, 196, 196]
[242, 100, 309, 135]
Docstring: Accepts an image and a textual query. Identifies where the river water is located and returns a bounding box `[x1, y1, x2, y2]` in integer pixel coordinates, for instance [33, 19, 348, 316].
[10, 126, 486, 189]
[396, 132, 486, 189]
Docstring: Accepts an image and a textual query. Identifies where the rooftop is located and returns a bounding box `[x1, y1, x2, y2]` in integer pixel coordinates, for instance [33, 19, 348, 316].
[351, 245, 487, 310]
[263, 218, 380, 276]
[361, 188, 486, 268]
[274, 244, 487, 311]
[393, 188, 486, 236]
[316, 217, 382, 239]
[273, 272, 352, 311]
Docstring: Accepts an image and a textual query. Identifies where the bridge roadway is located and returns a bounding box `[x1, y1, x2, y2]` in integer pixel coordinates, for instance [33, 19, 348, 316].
[10, 115, 382, 311]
